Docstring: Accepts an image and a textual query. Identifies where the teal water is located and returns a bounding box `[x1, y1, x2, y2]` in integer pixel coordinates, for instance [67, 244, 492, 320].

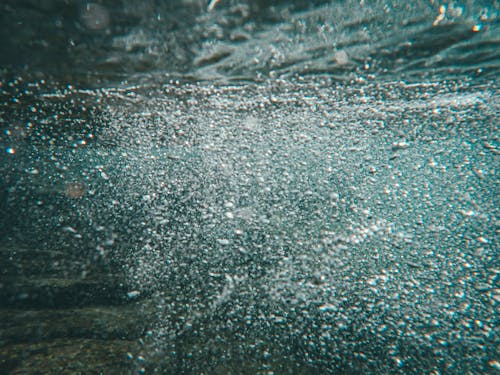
[0, 1, 498, 374]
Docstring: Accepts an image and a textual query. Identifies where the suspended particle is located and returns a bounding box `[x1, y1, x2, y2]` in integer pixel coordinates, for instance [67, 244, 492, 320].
[208, 0, 222, 12]
[64, 181, 87, 198]
[81, 3, 110, 31]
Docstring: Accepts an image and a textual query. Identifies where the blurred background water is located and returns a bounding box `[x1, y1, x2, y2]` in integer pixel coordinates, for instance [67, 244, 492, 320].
[0, 0, 498, 374]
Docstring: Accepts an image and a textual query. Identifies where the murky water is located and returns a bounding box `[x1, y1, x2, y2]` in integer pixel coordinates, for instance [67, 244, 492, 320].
[0, 0, 498, 374]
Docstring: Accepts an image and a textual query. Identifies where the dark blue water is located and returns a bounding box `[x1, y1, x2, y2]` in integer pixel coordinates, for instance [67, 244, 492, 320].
[0, 1, 498, 374]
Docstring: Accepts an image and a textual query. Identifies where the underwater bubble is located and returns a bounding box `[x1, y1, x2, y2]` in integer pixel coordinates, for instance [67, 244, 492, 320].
[127, 290, 141, 299]
[217, 238, 231, 245]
